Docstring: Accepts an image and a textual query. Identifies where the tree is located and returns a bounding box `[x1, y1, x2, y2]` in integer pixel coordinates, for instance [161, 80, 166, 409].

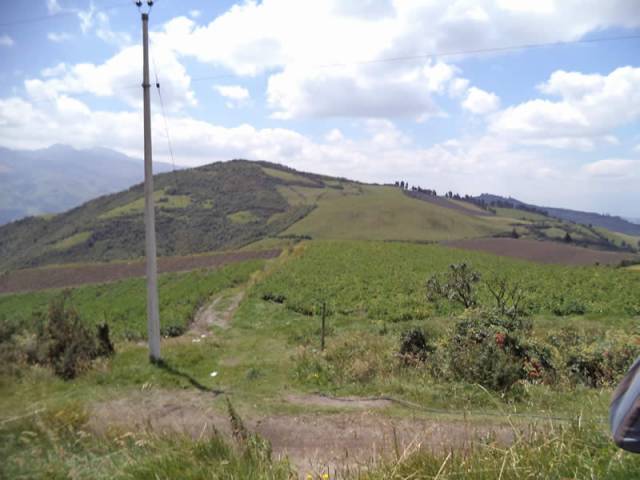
[564, 232, 572, 243]
[511, 228, 520, 239]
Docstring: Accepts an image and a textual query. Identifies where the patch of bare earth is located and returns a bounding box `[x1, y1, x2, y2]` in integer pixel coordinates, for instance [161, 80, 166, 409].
[88, 390, 514, 478]
[179, 291, 244, 345]
[446, 237, 638, 266]
[0, 249, 280, 294]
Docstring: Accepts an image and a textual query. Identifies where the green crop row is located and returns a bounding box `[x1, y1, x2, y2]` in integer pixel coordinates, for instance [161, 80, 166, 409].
[0, 259, 265, 341]
[254, 240, 640, 322]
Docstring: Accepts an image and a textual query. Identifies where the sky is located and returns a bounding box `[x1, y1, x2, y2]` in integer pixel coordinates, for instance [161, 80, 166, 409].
[0, 1, 639, 217]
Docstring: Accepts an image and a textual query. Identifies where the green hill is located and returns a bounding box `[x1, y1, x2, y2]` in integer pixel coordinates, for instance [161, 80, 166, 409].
[2, 159, 634, 271]
[0, 160, 516, 270]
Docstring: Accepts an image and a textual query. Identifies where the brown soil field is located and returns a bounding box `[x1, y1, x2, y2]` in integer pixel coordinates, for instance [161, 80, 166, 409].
[0, 249, 280, 294]
[446, 237, 638, 266]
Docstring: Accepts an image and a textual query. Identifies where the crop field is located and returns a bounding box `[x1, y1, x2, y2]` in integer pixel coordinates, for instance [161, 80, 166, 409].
[0, 259, 265, 340]
[255, 240, 640, 321]
[447, 237, 638, 266]
[0, 249, 280, 294]
[2, 240, 640, 477]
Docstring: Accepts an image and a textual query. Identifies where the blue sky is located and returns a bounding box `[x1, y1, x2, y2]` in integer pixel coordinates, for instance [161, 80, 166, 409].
[1, 0, 639, 216]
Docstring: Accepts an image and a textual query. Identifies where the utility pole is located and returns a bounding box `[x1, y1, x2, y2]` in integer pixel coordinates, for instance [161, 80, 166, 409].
[139, 2, 161, 362]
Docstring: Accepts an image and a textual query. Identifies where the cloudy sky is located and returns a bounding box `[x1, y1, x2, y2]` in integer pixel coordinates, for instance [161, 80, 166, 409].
[1, 1, 639, 216]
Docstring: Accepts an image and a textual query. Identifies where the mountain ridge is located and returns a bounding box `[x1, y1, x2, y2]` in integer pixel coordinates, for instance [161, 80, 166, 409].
[0, 144, 174, 225]
[474, 193, 640, 237]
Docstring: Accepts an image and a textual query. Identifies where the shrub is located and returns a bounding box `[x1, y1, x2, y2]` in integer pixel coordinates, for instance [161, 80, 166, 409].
[31, 293, 114, 380]
[551, 296, 586, 316]
[564, 338, 639, 388]
[426, 263, 480, 309]
[441, 311, 555, 392]
[398, 328, 434, 365]
[161, 325, 186, 338]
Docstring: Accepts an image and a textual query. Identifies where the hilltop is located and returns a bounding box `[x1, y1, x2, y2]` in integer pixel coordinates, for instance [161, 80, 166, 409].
[1, 159, 637, 271]
[0, 160, 509, 270]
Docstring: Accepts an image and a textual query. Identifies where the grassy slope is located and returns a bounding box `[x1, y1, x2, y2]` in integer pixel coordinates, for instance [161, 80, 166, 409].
[283, 186, 507, 241]
[4, 158, 632, 272]
[0, 161, 312, 270]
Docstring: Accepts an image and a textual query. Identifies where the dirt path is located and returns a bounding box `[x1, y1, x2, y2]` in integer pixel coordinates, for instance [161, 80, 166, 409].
[188, 291, 244, 338]
[88, 390, 516, 478]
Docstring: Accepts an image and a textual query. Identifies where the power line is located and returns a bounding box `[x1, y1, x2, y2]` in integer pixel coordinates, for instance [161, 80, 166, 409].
[313, 33, 640, 68]
[151, 49, 180, 188]
[184, 33, 640, 84]
[0, 1, 133, 28]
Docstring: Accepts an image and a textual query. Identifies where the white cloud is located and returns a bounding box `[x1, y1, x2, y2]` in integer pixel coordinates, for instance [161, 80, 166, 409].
[189, 10, 201, 19]
[325, 128, 344, 142]
[41, 63, 67, 78]
[0, 90, 638, 215]
[214, 85, 250, 108]
[76, 3, 98, 34]
[94, 11, 131, 46]
[583, 159, 639, 179]
[26, 45, 195, 111]
[47, 32, 73, 43]
[462, 87, 500, 115]
[267, 64, 445, 119]
[150, 0, 640, 121]
[0, 35, 14, 47]
[490, 66, 640, 149]
[46, 0, 62, 15]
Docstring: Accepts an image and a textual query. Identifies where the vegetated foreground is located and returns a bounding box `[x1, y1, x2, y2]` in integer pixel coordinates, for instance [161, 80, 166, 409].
[0, 248, 280, 294]
[447, 237, 638, 266]
[2, 240, 640, 478]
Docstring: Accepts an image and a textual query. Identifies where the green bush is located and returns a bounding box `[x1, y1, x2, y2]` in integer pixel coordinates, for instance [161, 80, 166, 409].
[439, 311, 556, 392]
[564, 337, 639, 388]
[550, 296, 587, 316]
[399, 328, 434, 365]
[31, 293, 114, 380]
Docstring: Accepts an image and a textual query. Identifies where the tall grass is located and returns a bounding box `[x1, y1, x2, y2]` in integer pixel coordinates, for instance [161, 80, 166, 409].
[0, 403, 293, 480]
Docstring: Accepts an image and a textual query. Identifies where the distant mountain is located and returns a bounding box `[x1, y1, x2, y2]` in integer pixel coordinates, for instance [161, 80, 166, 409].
[474, 194, 640, 237]
[0, 144, 174, 225]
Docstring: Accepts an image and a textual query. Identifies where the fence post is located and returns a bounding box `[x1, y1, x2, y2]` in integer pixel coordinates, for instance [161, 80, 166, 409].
[321, 301, 326, 351]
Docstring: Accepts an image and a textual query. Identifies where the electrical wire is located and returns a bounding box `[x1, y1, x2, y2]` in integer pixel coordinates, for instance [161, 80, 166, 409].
[150, 49, 180, 189]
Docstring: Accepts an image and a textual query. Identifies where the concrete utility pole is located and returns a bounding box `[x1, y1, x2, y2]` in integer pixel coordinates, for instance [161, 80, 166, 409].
[141, 8, 161, 362]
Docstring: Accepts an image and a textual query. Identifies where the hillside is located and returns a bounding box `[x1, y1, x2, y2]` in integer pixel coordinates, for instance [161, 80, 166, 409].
[0, 160, 520, 271]
[2, 159, 637, 271]
[0, 144, 173, 225]
[475, 193, 640, 237]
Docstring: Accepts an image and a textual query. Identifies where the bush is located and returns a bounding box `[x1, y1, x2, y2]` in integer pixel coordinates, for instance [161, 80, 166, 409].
[398, 328, 434, 365]
[161, 324, 186, 338]
[440, 311, 555, 392]
[550, 296, 586, 316]
[426, 263, 480, 309]
[564, 337, 639, 388]
[31, 293, 114, 380]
